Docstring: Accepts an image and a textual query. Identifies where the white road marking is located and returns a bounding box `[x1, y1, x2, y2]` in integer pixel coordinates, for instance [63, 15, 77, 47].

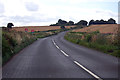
[52, 40, 58, 47]
[74, 61, 103, 80]
[52, 39, 69, 57]
[56, 45, 60, 49]
[52, 39, 102, 80]
[52, 39, 57, 46]
[60, 50, 69, 57]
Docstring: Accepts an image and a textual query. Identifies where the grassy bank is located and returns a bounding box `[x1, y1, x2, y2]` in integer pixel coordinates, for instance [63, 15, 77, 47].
[2, 28, 71, 65]
[33, 25, 84, 38]
[64, 31, 120, 57]
[32, 28, 73, 38]
[2, 28, 37, 65]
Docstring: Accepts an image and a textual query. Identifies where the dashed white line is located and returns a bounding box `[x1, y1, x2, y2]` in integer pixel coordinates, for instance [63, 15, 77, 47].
[74, 61, 103, 80]
[52, 40, 56, 45]
[56, 45, 60, 49]
[52, 40, 58, 48]
[52, 39, 102, 80]
[60, 50, 69, 57]
[52, 39, 69, 57]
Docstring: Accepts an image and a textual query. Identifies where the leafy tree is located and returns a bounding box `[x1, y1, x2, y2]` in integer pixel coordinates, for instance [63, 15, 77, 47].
[76, 20, 88, 26]
[95, 20, 100, 24]
[67, 21, 74, 25]
[88, 18, 116, 25]
[99, 19, 107, 24]
[89, 20, 94, 25]
[57, 19, 67, 26]
[107, 18, 116, 24]
[50, 19, 74, 26]
[7, 23, 14, 28]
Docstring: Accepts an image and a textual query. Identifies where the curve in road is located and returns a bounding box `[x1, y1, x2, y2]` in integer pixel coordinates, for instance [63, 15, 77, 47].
[2, 32, 119, 80]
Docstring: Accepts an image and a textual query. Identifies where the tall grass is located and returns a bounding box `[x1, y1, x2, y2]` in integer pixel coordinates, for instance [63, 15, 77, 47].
[64, 31, 120, 57]
[117, 25, 120, 47]
[2, 28, 37, 65]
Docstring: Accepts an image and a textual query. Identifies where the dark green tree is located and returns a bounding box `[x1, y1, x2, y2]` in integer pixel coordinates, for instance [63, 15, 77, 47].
[89, 20, 94, 25]
[76, 20, 88, 26]
[7, 23, 14, 28]
[107, 18, 116, 24]
[88, 18, 116, 25]
[67, 21, 74, 25]
[57, 19, 67, 26]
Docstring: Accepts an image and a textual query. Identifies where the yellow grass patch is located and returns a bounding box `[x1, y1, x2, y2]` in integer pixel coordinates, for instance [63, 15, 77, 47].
[73, 24, 119, 34]
[12, 26, 76, 32]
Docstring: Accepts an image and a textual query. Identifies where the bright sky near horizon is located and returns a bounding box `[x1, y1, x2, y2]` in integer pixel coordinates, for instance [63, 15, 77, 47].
[0, 0, 119, 26]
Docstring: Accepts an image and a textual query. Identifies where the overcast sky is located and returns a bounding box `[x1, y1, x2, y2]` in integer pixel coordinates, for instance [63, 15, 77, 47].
[0, 0, 119, 26]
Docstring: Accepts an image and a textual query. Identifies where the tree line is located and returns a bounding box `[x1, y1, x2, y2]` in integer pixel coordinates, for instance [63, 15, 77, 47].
[6, 18, 116, 29]
[50, 18, 116, 26]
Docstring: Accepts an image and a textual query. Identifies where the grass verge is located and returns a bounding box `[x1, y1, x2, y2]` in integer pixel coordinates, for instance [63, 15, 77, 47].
[2, 28, 37, 65]
[32, 29, 71, 38]
[64, 32, 120, 57]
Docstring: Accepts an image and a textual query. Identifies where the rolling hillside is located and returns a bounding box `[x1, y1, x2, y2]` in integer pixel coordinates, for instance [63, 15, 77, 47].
[12, 26, 75, 32]
[73, 24, 119, 34]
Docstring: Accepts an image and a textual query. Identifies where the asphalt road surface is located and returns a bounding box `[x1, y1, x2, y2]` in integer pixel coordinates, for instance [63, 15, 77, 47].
[2, 32, 119, 80]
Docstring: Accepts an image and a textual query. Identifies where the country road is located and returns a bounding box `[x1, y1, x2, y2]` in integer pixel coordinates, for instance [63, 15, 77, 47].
[2, 32, 119, 80]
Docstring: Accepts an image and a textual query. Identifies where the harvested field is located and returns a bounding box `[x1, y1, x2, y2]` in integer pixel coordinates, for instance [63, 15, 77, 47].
[65, 26, 76, 28]
[12, 26, 76, 32]
[73, 24, 119, 34]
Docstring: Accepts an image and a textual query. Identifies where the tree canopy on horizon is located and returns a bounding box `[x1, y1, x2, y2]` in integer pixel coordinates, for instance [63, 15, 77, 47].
[50, 18, 116, 27]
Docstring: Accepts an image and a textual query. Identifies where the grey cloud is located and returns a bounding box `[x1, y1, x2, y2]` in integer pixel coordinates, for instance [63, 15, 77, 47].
[108, 13, 117, 17]
[0, 2, 5, 13]
[1, 15, 58, 26]
[96, 10, 117, 17]
[25, 2, 39, 11]
[10, 15, 57, 23]
[0, 14, 5, 17]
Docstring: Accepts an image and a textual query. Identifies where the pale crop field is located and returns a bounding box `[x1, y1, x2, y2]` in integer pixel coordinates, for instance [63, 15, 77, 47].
[73, 24, 119, 34]
[12, 26, 76, 32]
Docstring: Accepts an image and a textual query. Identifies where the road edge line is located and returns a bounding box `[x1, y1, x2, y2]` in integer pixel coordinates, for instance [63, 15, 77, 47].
[74, 61, 103, 80]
